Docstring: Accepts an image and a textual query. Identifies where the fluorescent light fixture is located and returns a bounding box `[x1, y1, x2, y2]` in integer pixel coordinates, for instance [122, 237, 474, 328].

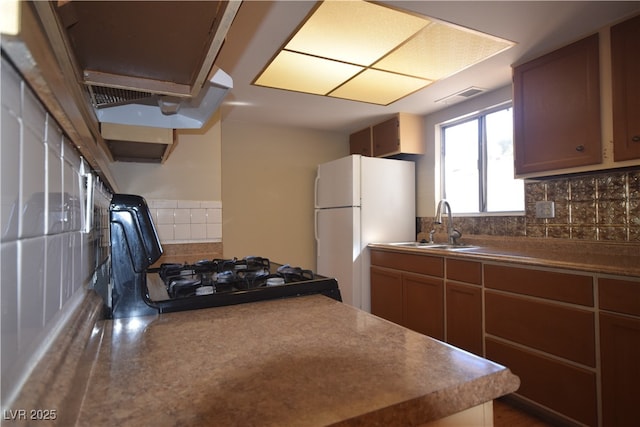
[330, 69, 432, 105]
[284, 0, 430, 66]
[255, 50, 363, 95]
[374, 22, 514, 80]
[253, 0, 515, 106]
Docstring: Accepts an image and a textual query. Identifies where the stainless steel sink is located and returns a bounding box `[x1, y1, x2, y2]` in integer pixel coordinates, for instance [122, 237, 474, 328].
[388, 242, 480, 251]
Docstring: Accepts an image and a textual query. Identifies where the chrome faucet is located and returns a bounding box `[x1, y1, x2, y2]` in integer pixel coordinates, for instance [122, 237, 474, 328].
[434, 199, 462, 245]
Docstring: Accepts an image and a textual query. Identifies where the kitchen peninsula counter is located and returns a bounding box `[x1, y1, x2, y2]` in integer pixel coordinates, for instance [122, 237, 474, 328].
[50, 294, 518, 426]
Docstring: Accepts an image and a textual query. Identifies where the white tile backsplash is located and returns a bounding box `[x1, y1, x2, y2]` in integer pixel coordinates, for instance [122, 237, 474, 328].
[148, 199, 223, 243]
[207, 208, 223, 224]
[44, 234, 63, 322]
[190, 208, 206, 224]
[174, 223, 191, 240]
[1, 106, 21, 241]
[45, 114, 62, 155]
[20, 126, 46, 238]
[177, 200, 201, 209]
[190, 223, 207, 240]
[1, 57, 108, 407]
[173, 208, 191, 224]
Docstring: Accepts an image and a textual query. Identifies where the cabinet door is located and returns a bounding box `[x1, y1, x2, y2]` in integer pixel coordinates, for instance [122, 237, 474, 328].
[370, 266, 403, 325]
[349, 127, 372, 156]
[513, 34, 601, 174]
[403, 272, 444, 340]
[446, 282, 482, 355]
[372, 117, 400, 157]
[611, 14, 640, 161]
[600, 312, 640, 426]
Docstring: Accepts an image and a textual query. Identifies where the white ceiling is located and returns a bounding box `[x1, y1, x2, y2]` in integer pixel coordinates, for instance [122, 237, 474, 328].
[215, 1, 640, 134]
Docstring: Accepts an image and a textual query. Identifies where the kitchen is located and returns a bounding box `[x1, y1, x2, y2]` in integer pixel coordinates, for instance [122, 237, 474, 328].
[2, 1, 640, 426]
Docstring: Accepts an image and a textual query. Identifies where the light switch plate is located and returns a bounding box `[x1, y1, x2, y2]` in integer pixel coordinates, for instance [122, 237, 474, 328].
[535, 200, 555, 219]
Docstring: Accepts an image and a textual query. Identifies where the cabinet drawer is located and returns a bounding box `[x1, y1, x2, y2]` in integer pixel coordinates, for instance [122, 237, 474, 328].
[484, 264, 593, 306]
[486, 338, 597, 426]
[486, 291, 595, 366]
[599, 277, 640, 317]
[446, 258, 481, 285]
[370, 250, 443, 277]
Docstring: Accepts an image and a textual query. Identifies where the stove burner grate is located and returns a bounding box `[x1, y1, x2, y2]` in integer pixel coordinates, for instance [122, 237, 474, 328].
[157, 257, 317, 299]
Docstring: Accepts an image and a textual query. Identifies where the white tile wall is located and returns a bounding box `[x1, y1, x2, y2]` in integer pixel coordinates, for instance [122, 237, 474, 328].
[0, 58, 108, 406]
[148, 199, 223, 243]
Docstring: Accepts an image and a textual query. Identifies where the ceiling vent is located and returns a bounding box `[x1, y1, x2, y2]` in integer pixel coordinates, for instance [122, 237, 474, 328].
[435, 86, 486, 105]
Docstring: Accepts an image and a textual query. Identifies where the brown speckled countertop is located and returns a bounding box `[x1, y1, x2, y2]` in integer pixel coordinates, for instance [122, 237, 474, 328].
[73, 295, 518, 427]
[370, 235, 640, 278]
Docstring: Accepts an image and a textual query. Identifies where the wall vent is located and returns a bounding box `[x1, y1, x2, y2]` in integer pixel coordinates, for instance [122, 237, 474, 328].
[435, 86, 486, 105]
[87, 85, 153, 108]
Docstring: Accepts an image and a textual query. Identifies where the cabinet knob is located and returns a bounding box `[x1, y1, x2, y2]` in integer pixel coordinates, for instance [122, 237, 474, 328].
[632, 135, 640, 142]
[575, 145, 585, 152]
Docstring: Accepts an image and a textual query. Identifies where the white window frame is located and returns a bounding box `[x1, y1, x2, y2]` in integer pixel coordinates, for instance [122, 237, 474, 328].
[438, 102, 524, 216]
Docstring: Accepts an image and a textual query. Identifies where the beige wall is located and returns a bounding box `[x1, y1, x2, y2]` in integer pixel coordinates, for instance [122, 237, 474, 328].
[221, 120, 348, 268]
[108, 111, 222, 200]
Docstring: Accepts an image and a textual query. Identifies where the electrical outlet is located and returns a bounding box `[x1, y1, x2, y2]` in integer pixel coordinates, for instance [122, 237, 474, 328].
[535, 200, 555, 219]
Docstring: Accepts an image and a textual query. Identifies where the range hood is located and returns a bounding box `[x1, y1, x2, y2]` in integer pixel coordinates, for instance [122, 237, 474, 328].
[94, 67, 233, 129]
[16, 1, 242, 163]
[48, 0, 240, 131]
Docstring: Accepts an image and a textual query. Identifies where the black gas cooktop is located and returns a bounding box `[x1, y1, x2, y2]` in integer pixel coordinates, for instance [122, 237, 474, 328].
[145, 256, 341, 314]
[156, 256, 315, 297]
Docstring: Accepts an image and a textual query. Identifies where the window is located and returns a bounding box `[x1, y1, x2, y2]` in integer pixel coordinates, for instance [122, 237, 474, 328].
[441, 105, 524, 213]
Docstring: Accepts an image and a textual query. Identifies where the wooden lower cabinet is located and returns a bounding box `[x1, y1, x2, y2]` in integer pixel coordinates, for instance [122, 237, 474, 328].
[445, 258, 482, 355]
[370, 266, 403, 325]
[370, 266, 444, 339]
[600, 313, 640, 426]
[446, 282, 482, 355]
[599, 275, 640, 426]
[404, 272, 443, 339]
[370, 250, 640, 426]
[486, 338, 598, 426]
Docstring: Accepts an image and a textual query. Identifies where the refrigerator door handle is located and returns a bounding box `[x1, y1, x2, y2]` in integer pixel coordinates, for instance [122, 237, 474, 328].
[314, 173, 320, 209]
[314, 209, 320, 243]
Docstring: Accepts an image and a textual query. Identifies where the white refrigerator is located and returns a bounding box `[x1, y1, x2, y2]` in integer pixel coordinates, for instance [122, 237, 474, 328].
[314, 155, 416, 312]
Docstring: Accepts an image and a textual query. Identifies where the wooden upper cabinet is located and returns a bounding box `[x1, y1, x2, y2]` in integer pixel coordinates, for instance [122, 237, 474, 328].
[372, 113, 424, 157]
[611, 14, 640, 161]
[349, 127, 372, 157]
[513, 34, 602, 175]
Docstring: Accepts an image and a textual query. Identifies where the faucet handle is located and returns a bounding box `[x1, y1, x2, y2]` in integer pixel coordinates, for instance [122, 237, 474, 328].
[450, 228, 462, 245]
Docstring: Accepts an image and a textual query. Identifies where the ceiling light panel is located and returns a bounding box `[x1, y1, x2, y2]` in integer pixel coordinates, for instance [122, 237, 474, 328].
[374, 22, 515, 80]
[253, 0, 516, 105]
[254, 50, 363, 94]
[329, 69, 432, 105]
[284, 0, 430, 66]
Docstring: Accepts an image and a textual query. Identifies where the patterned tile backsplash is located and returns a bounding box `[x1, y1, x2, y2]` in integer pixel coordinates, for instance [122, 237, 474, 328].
[420, 168, 640, 242]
